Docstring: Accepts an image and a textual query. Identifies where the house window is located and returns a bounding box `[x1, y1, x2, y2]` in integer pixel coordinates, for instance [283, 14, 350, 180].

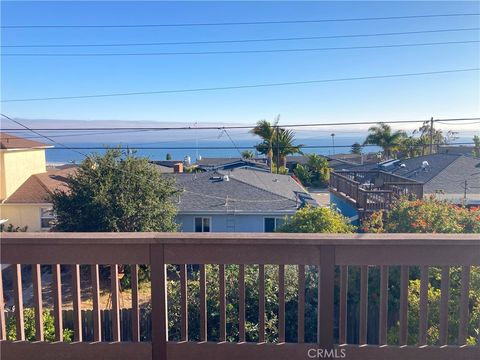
[40, 208, 55, 230]
[264, 217, 285, 232]
[194, 217, 211, 232]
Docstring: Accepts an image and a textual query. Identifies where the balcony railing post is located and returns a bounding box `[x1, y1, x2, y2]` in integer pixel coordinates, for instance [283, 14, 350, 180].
[151, 244, 168, 360]
[318, 245, 335, 350]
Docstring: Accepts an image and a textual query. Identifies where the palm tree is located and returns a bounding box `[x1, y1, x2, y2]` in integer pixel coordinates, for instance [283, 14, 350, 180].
[274, 128, 303, 168]
[241, 150, 255, 159]
[363, 123, 406, 159]
[250, 116, 279, 172]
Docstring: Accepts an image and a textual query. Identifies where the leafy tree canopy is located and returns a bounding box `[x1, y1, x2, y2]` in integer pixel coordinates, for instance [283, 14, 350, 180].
[51, 149, 178, 232]
[277, 206, 355, 233]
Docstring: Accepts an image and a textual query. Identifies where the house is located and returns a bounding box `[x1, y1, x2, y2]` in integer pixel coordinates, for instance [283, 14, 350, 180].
[195, 157, 270, 172]
[0, 132, 73, 231]
[172, 168, 317, 232]
[329, 153, 480, 221]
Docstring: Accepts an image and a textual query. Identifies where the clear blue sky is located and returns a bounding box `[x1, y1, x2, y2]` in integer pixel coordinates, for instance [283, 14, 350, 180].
[1, 1, 479, 126]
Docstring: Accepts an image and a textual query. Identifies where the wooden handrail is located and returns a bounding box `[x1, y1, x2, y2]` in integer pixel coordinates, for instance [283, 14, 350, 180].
[1, 232, 479, 360]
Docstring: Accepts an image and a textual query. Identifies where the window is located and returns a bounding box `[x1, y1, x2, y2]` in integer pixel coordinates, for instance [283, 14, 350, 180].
[194, 217, 211, 232]
[264, 217, 285, 232]
[40, 208, 55, 230]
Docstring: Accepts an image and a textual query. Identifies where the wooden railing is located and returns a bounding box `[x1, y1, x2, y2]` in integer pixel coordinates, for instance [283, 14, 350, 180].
[1, 233, 479, 360]
[330, 171, 422, 211]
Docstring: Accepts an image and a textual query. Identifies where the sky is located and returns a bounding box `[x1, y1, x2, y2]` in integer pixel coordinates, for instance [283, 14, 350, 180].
[1, 1, 479, 130]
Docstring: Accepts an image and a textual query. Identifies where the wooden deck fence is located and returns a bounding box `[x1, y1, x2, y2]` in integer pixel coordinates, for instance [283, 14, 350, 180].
[1, 232, 479, 360]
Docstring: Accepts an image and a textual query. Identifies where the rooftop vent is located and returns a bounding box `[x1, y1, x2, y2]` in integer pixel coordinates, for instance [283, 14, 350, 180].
[223, 175, 230, 182]
[421, 161, 430, 171]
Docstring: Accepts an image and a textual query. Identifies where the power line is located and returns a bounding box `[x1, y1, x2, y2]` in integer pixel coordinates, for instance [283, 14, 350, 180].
[3, 27, 478, 48]
[2, 117, 479, 132]
[2, 13, 479, 28]
[2, 68, 478, 103]
[17, 143, 476, 150]
[4, 40, 479, 56]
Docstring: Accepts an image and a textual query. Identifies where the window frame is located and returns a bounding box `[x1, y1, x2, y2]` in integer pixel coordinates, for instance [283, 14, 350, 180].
[40, 207, 55, 230]
[193, 216, 212, 233]
[263, 217, 285, 233]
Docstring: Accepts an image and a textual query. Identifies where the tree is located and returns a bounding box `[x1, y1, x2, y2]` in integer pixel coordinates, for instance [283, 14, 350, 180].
[362, 196, 480, 234]
[363, 123, 406, 159]
[251, 116, 302, 171]
[251, 117, 278, 172]
[51, 149, 178, 232]
[473, 135, 480, 157]
[277, 206, 355, 233]
[0, 223, 28, 232]
[241, 150, 255, 159]
[293, 154, 331, 187]
[166, 153, 172, 160]
[350, 142, 362, 155]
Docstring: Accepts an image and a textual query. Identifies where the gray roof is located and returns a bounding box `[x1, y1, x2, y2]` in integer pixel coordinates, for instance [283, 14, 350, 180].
[171, 168, 316, 213]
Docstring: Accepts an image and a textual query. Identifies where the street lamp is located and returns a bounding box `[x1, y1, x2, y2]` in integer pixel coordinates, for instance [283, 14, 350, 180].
[331, 133, 335, 155]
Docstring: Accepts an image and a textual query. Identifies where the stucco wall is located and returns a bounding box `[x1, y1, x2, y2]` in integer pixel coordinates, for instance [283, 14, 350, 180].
[0, 149, 46, 199]
[176, 214, 289, 232]
[0, 203, 50, 231]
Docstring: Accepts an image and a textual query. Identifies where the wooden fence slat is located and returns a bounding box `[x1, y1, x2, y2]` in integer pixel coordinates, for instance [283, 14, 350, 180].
[72, 264, 82, 342]
[318, 246, 335, 349]
[13, 264, 24, 341]
[151, 245, 168, 360]
[278, 264, 285, 343]
[258, 264, 265, 343]
[359, 265, 368, 345]
[458, 266, 470, 345]
[32, 264, 44, 341]
[238, 264, 245, 343]
[180, 264, 188, 342]
[131, 264, 139, 342]
[91, 264, 101, 342]
[53, 264, 63, 342]
[419, 266, 429, 346]
[297, 264, 305, 344]
[379, 265, 388, 345]
[399, 266, 408, 346]
[219, 264, 226, 342]
[200, 264, 207, 342]
[111, 264, 120, 342]
[439, 266, 450, 346]
[0, 266, 5, 340]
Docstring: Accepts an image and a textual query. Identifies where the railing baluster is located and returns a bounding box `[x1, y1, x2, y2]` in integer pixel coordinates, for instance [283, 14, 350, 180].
[419, 266, 428, 346]
[278, 264, 285, 343]
[359, 265, 368, 345]
[151, 245, 167, 360]
[318, 246, 335, 349]
[32, 264, 44, 341]
[200, 264, 207, 342]
[219, 264, 226, 342]
[238, 264, 245, 342]
[180, 264, 188, 341]
[72, 264, 82, 342]
[379, 265, 388, 345]
[111, 264, 120, 342]
[131, 264, 140, 342]
[259, 264, 265, 343]
[13, 264, 25, 341]
[91, 264, 102, 342]
[399, 266, 408, 346]
[0, 267, 5, 340]
[298, 264, 305, 344]
[458, 266, 470, 345]
[339, 265, 348, 345]
[53, 264, 63, 342]
[439, 266, 450, 346]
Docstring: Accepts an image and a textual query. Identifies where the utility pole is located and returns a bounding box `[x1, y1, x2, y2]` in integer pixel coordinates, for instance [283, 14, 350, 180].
[429, 117, 434, 155]
[276, 125, 280, 174]
[331, 133, 336, 155]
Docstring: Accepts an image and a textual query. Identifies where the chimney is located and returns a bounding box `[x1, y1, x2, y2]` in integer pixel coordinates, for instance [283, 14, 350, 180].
[173, 162, 183, 173]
